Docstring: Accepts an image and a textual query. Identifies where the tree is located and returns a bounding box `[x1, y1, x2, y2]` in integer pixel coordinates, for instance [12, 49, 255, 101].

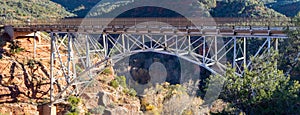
[208, 51, 300, 114]
[198, 0, 217, 9]
[278, 13, 300, 80]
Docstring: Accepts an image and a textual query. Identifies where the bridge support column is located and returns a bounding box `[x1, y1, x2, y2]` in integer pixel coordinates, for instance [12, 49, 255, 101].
[164, 35, 167, 50]
[103, 33, 108, 57]
[203, 36, 206, 64]
[275, 38, 278, 51]
[86, 34, 91, 78]
[233, 36, 237, 68]
[243, 37, 247, 69]
[142, 34, 145, 50]
[67, 33, 72, 83]
[122, 34, 126, 53]
[175, 35, 178, 54]
[49, 33, 55, 115]
[33, 31, 37, 59]
[188, 35, 191, 53]
[267, 37, 271, 53]
[214, 36, 218, 64]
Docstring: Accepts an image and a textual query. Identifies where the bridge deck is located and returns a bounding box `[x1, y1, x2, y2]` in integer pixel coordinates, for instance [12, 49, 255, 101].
[12, 25, 288, 37]
[7, 18, 298, 37]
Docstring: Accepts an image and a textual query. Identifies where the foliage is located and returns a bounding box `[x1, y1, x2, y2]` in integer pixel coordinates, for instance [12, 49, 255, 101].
[109, 76, 137, 97]
[109, 79, 119, 89]
[8, 41, 24, 54]
[66, 96, 81, 115]
[266, 1, 300, 17]
[199, 0, 217, 9]
[210, 0, 287, 18]
[123, 88, 137, 97]
[109, 76, 126, 88]
[109, 76, 126, 89]
[51, 0, 101, 18]
[89, 105, 105, 114]
[278, 15, 300, 80]
[0, 0, 74, 22]
[49, 0, 294, 19]
[102, 68, 112, 75]
[68, 96, 80, 106]
[27, 59, 36, 69]
[141, 82, 203, 114]
[208, 51, 300, 114]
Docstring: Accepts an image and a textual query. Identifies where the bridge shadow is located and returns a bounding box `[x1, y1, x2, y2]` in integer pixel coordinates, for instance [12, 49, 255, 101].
[0, 32, 11, 59]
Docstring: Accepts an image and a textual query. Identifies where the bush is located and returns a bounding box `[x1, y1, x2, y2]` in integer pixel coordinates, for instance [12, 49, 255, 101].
[141, 82, 203, 114]
[109, 79, 119, 89]
[123, 88, 137, 97]
[208, 51, 300, 114]
[68, 96, 80, 106]
[102, 68, 112, 75]
[66, 96, 81, 115]
[27, 59, 36, 68]
[109, 76, 127, 89]
[9, 41, 24, 54]
[89, 105, 105, 114]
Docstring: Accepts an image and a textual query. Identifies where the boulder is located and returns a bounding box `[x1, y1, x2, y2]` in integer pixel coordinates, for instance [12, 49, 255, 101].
[97, 92, 114, 107]
[103, 107, 128, 115]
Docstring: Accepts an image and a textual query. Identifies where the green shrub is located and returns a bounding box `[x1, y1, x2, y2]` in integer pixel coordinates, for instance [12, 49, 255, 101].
[68, 96, 80, 106]
[66, 96, 81, 115]
[208, 51, 300, 114]
[116, 76, 127, 88]
[123, 88, 137, 97]
[89, 105, 105, 114]
[65, 111, 79, 115]
[109, 76, 127, 89]
[141, 82, 203, 114]
[109, 79, 119, 89]
[103, 68, 112, 75]
[27, 59, 36, 68]
[9, 41, 24, 54]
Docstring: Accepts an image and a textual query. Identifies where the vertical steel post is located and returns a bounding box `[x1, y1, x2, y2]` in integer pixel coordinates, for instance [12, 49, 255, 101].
[150, 35, 153, 49]
[203, 36, 206, 64]
[233, 37, 237, 68]
[267, 37, 271, 53]
[67, 33, 71, 83]
[127, 34, 130, 52]
[175, 35, 178, 54]
[275, 38, 279, 68]
[215, 36, 218, 63]
[102, 33, 107, 57]
[86, 34, 90, 78]
[188, 35, 191, 53]
[122, 34, 126, 53]
[33, 31, 37, 59]
[50, 32, 55, 110]
[71, 35, 77, 94]
[244, 37, 247, 69]
[164, 35, 167, 49]
[275, 38, 278, 51]
[142, 34, 145, 50]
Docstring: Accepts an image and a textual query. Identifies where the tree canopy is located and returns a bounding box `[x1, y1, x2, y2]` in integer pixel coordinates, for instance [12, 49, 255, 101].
[209, 51, 300, 114]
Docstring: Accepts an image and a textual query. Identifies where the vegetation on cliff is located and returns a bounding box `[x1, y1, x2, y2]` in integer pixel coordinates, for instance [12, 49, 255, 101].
[207, 51, 300, 114]
[0, 0, 74, 23]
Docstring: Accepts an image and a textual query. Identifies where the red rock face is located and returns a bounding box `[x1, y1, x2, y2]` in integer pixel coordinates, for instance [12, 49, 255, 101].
[0, 103, 38, 115]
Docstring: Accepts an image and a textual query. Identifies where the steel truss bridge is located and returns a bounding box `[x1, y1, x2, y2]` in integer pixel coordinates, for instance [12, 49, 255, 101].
[6, 18, 296, 105]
